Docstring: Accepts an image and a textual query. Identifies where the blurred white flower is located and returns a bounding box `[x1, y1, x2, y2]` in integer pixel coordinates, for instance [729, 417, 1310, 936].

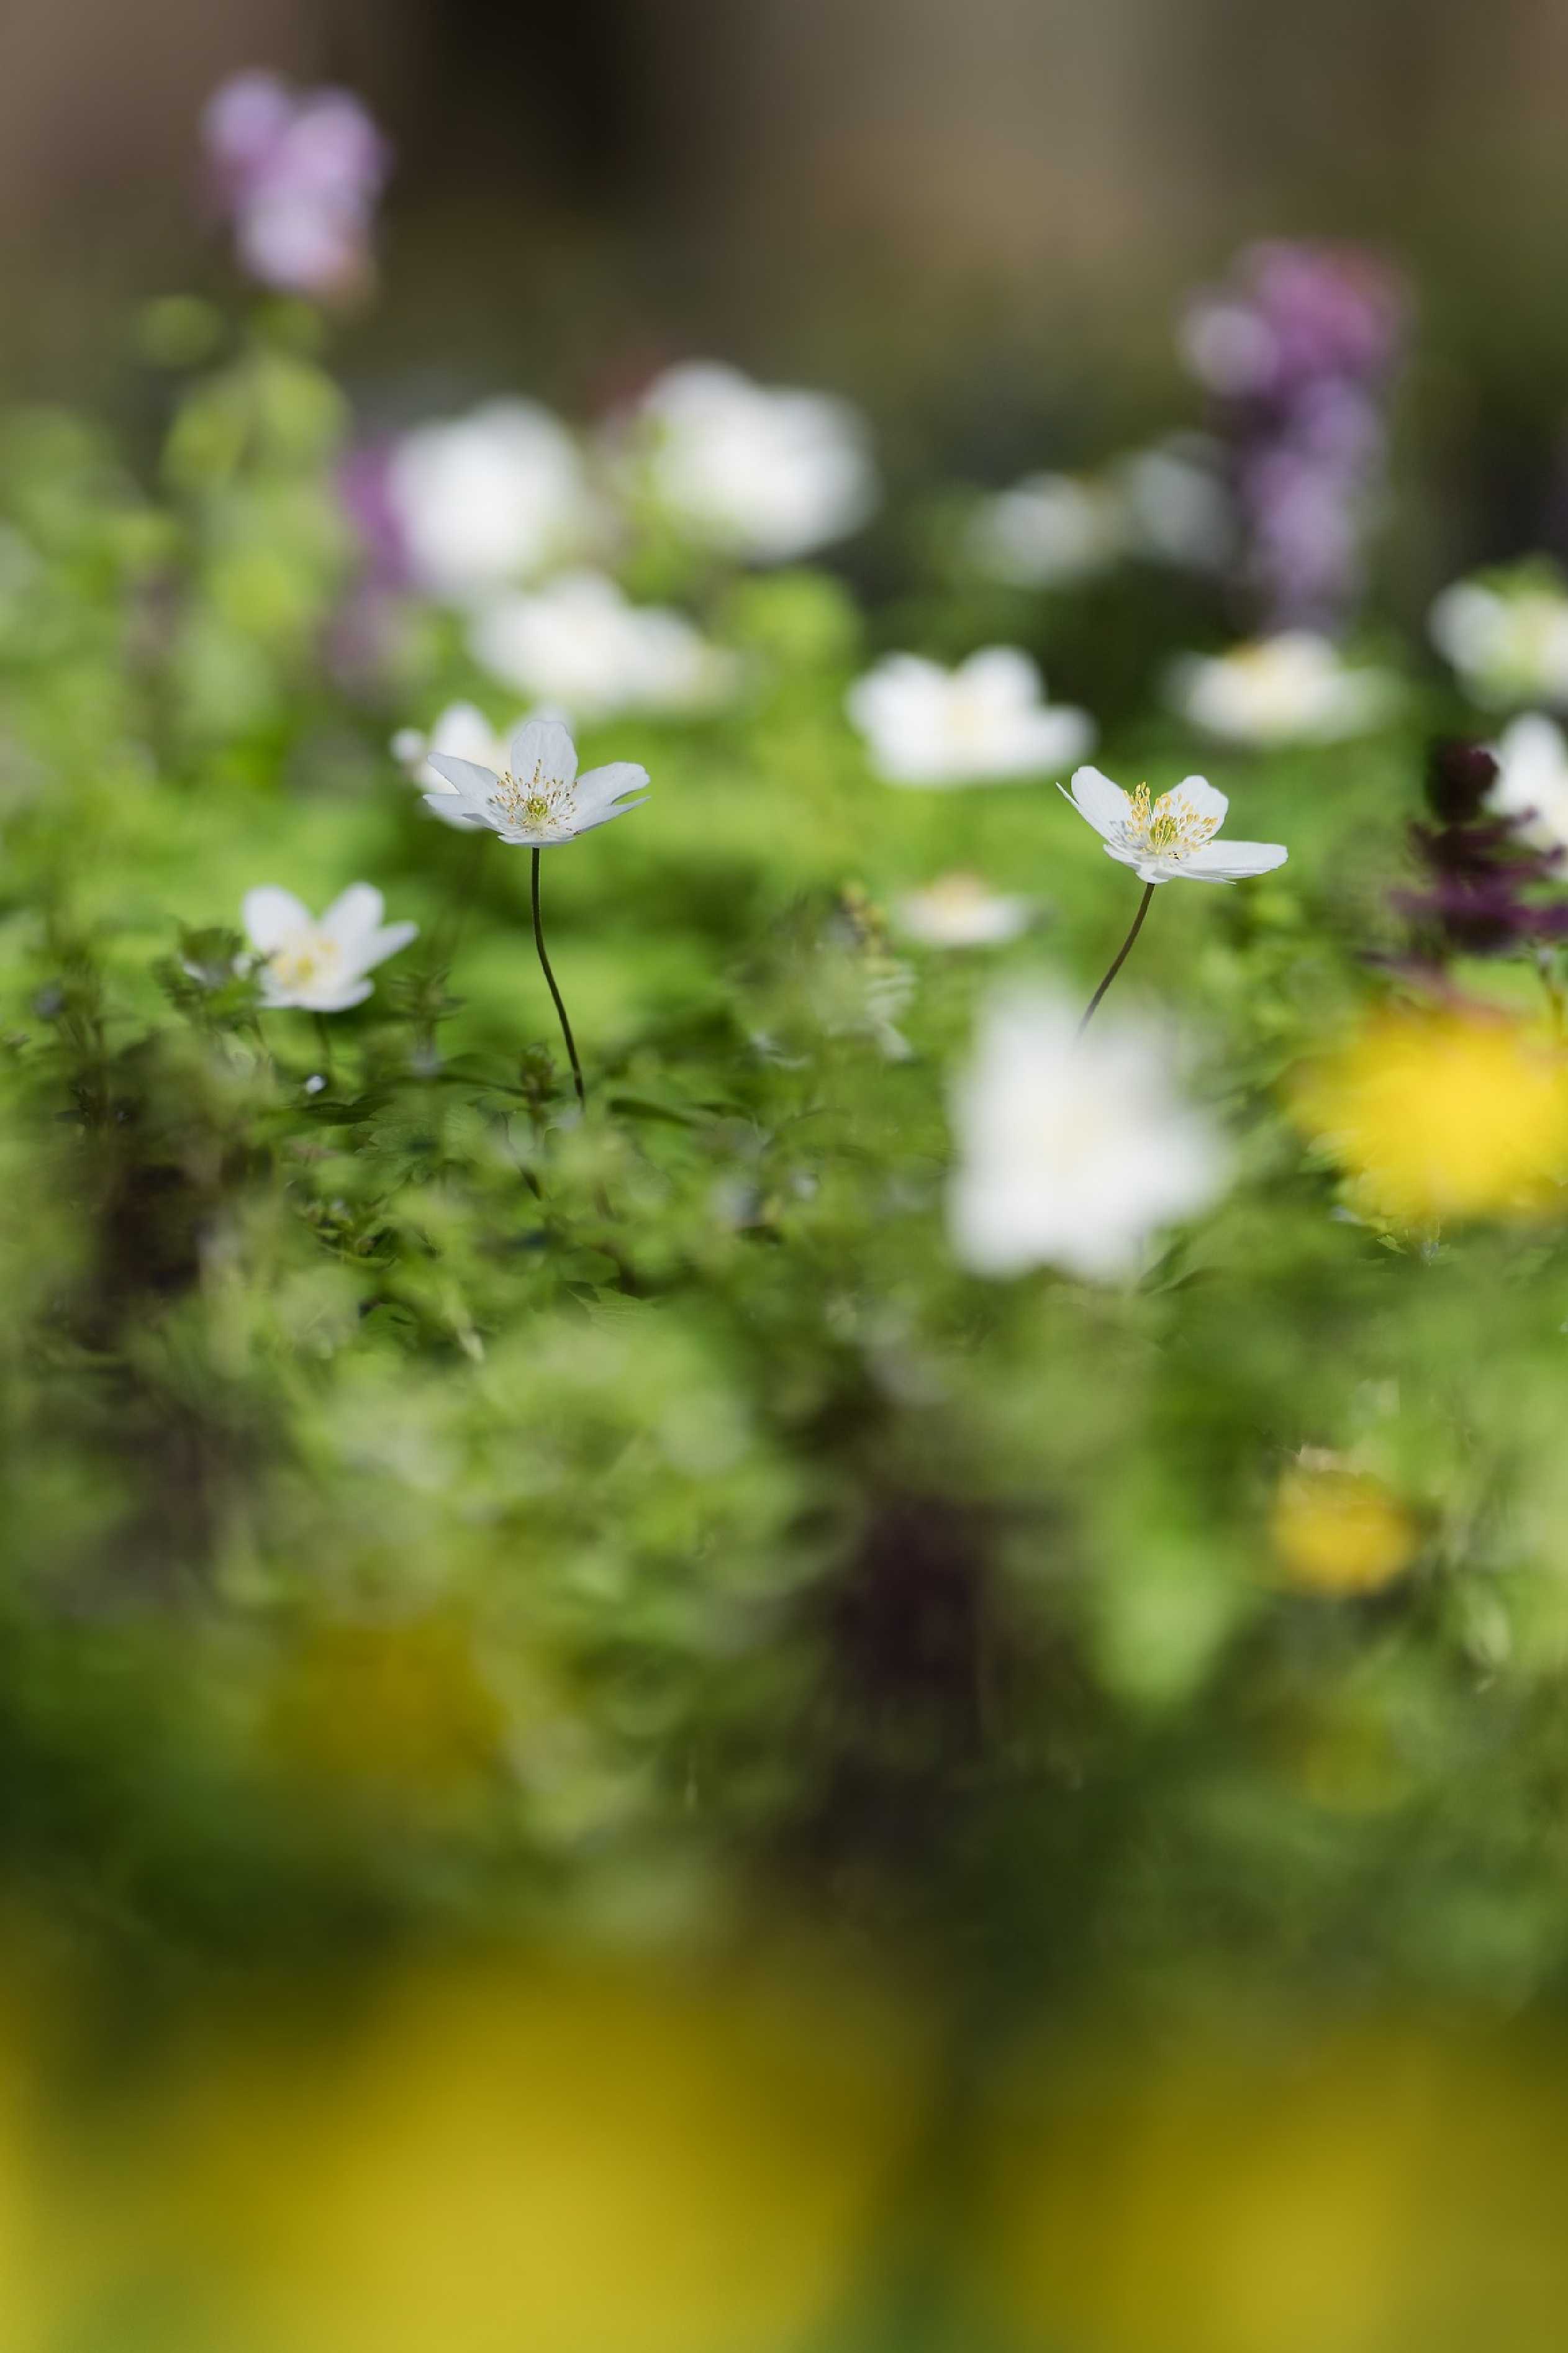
[426, 714, 648, 847]
[895, 873, 1036, 947]
[967, 473, 1123, 589]
[392, 702, 514, 827]
[242, 884, 417, 1012]
[387, 401, 592, 601]
[467, 570, 736, 721]
[1430, 574, 1568, 709]
[1487, 712, 1568, 856]
[1063, 766, 1287, 886]
[847, 648, 1094, 787]
[1113, 437, 1235, 571]
[1167, 632, 1394, 746]
[625, 361, 877, 563]
[949, 984, 1228, 1279]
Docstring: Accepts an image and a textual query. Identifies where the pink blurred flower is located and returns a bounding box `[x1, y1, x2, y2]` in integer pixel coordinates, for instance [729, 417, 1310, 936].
[202, 71, 391, 301]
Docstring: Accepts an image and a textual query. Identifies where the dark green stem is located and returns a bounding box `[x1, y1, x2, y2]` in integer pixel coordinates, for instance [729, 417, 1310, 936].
[1079, 881, 1156, 1035]
[530, 847, 586, 1109]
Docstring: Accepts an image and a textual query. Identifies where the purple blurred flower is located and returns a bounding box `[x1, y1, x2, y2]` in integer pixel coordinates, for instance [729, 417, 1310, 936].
[201, 71, 391, 302]
[327, 440, 417, 697]
[1181, 242, 1408, 634]
[1396, 740, 1568, 956]
[338, 438, 412, 593]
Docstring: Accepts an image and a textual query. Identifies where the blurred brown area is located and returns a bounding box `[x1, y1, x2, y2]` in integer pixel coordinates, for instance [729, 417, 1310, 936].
[5, 0, 1568, 511]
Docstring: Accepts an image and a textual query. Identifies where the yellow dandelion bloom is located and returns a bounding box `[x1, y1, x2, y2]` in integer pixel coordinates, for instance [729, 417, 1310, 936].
[1292, 1004, 1568, 1225]
[1270, 1459, 1418, 1597]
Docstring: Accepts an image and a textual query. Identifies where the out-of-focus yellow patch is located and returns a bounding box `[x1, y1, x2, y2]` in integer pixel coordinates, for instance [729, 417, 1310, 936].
[263, 1613, 510, 1802]
[1291, 1004, 1568, 1225]
[125, 1954, 932, 2353]
[1270, 1458, 1418, 1596]
[974, 2022, 1568, 2353]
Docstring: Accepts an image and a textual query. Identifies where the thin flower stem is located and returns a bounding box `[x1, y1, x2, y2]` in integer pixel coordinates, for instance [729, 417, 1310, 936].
[314, 1012, 334, 1084]
[1079, 881, 1157, 1035]
[530, 846, 586, 1110]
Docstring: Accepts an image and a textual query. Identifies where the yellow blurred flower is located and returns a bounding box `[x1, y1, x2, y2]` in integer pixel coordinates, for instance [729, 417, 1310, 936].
[1291, 1004, 1568, 1225]
[1269, 1457, 1418, 1597]
[975, 2022, 1568, 2353]
[130, 1955, 931, 2353]
[263, 1613, 509, 1805]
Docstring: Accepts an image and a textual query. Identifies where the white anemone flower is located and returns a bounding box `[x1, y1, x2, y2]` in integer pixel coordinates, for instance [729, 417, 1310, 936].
[895, 873, 1036, 947]
[624, 361, 877, 563]
[387, 400, 593, 602]
[1429, 574, 1568, 709]
[1063, 766, 1287, 887]
[468, 570, 736, 722]
[242, 884, 417, 1012]
[425, 714, 648, 847]
[1167, 632, 1395, 746]
[949, 984, 1228, 1280]
[1487, 712, 1568, 856]
[967, 473, 1124, 590]
[848, 648, 1094, 787]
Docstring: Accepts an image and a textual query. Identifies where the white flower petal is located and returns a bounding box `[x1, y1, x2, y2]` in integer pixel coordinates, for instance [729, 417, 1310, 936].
[319, 884, 386, 946]
[361, 918, 420, 969]
[575, 759, 651, 814]
[566, 800, 648, 839]
[1066, 766, 1133, 841]
[1179, 840, 1289, 882]
[507, 715, 578, 787]
[957, 645, 1043, 705]
[308, 979, 376, 1012]
[426, 754, 501, 802]
[242, 887, 312, 952]
[422, 794, 488, 828]
[1172, 774, 1228, 829]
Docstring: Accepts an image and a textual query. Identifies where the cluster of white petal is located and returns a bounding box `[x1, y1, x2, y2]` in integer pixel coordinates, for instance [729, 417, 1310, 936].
[1487, 712, 1568, 856]
[968, 474, 1125, 590]
[1430, 574, 1568, 709]
[968, 440, 1232, 590]
[949, 986, 1228, 1281]
[894, 873, 1036, 947]
[847, 648, 1093, 787]
[468, 571, 737, 723]
[242, 885, 417, 1012]
[387, 400, 597, 603]
[1167, 632, 1395, 747]
[621, 361, 877, 564]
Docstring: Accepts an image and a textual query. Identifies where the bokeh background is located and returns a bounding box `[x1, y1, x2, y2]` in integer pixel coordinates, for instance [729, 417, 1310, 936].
[9, 0, 1568, 586]
[11, 6, 1568, 2351]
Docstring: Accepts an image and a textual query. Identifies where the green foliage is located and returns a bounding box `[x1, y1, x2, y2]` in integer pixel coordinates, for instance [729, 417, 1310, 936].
[1, 322, 1566, 2065]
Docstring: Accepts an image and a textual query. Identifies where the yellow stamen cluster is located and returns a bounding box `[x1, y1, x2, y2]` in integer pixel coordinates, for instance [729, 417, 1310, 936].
[1125, 782, 1221, 859]
[487, 763, 575, 835]
[270, 935, 340, 992]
